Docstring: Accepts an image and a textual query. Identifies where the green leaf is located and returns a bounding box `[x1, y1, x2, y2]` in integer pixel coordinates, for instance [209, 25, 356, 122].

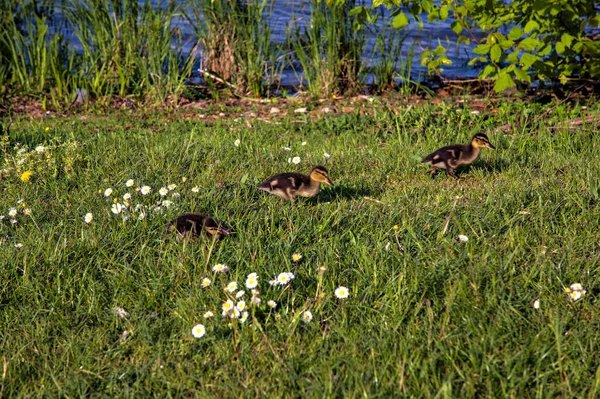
[440, 5, 449, 20]
[490, 44, 502, 62]
[494, 72, 515, 92]
[556, 42, 565, 54]
[508, 27, 524, 40]
[433, 45, 446, 56]
[520, 53, 539, 68]
[371, 0, 385, 8]
[518, 37, 542, 51]
[514, 67, 531, 83]
[480, 64, 496, 79]
[506, 50, 519, 63]
[523, 20, 539, 33]
[561, 33, 574, 47]
[473, 44, 490, 55]
[451, 20, 463, 34]
[500, 40, 514, 50]
[392, 13, 409, 29]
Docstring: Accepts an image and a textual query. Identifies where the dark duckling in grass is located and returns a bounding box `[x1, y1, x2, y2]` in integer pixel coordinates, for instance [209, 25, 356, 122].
[258, 165, 334, 201]
[167, 214, 230, 240]
[422, 132, 496, 178]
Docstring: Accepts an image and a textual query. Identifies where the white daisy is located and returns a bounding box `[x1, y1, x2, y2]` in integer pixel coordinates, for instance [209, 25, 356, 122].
[334, 286, 350, 299]
[570, 283, 584, 292]
[138, 212, 146, 220]
[204, 311, 214, 319]
[161, 200, 173, 208]
[140, 186, 151, 195]
[172, 192, 180, 199]
[168, 184, 177, 190]
[324, 152, 331, 158]
[276, 272, 294, 285]
[268, 280, 277, 286]
[225, 281, 238, 293]
[84, 213, 93, 223]
[159, 187, 168, 196]
[213, 264, 229, 273]
[292, 253, 302, 262]
[125, 179, 134, 187]
[8, 208, 17, 217]
[283, 147, 291, 151]
[192, 186, 200, 193]
[104, 188, 113, 197]
[302, 311, 313, 323]
[236, 290, 245, 299]
[246, 274, 258, 289]
[123, 193, 132, 202]
[234, 139, 241, 147]
[458, 235, 469, 243]
[23, 208, 31, 216]
[191, 324, 206, 338]
[292, 156, 301, 164]
[267, 300, 277, 309]
[111, 203, 123, 214]
[236, 301, 246, 312]
[15, 243, 23, 249]
[240, 311, 249, 323]
[35, 145, 45, 153]
[201, 278, 211, 288]
[222, 299, 234, 314]
[533, 299, 540, 309]
[301, 141, 307, 146]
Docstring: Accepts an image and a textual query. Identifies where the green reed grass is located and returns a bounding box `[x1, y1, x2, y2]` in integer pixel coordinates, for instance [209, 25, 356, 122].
[187, 0, 277, 97]
[2, 100, 600, 397]
[289, 0, 365, 97]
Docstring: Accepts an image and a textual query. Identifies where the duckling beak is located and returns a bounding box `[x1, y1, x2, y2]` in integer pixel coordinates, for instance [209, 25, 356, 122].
[324, 177, 334, 187]
[485, 142, 496, 150]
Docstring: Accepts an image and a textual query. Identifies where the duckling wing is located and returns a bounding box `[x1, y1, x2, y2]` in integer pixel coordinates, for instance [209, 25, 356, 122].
[422, 145, 464, 169]
[259, 173, 307, 192]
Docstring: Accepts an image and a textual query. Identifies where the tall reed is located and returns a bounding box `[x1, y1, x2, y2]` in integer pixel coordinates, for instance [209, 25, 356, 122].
[65, 0, 195, 104]
[366, 14, 409, 94]
[187, 0, 277, 97]
[288, 0, 365, 98]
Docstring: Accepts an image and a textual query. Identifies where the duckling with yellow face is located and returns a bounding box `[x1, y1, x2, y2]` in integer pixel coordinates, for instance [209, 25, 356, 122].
[258, 165, 334, 201]
[422, 132, 496, 177]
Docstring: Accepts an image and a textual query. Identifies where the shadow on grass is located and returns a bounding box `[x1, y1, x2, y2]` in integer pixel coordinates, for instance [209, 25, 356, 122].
[426, 159, 509, 179]
[312, 185, 374, 202]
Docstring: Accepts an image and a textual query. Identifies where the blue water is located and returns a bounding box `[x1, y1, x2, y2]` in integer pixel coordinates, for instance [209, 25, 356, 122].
[50, 0, 483, 87]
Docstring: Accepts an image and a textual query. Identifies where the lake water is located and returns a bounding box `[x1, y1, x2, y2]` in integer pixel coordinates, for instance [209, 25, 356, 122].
[50, 0, 483, 87]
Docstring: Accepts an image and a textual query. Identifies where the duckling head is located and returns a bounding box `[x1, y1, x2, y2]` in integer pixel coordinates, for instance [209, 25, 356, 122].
[309, 165, 334, 186]
[471, 132, 496, 150]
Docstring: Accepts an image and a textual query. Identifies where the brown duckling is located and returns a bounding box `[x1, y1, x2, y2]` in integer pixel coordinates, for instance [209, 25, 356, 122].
[167, 214, 230, 240]
[258, 165, 334, 201]
[422, 132, 496, 177]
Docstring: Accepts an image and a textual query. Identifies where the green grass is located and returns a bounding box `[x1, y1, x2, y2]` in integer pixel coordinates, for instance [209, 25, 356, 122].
[2, 100, 600, 397]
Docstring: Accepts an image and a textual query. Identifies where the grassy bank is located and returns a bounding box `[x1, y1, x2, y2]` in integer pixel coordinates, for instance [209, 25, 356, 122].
[1, 100, 600, 397]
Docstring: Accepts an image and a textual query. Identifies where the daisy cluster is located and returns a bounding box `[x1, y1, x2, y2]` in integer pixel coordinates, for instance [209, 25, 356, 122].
[0, 199, 32, 248]
[90, 177, 201, 223]
[0, 138, 82, 182]
[190, 255, 351, 339]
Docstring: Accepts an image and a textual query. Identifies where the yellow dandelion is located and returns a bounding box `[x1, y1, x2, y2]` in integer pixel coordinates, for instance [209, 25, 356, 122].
[20, 171, 32, 182]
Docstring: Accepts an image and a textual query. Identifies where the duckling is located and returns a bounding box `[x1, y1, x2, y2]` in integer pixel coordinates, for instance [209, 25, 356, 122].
[167, 214, 230, 240]
[258, 165, 334, 201]
[422, 132, 496, 177]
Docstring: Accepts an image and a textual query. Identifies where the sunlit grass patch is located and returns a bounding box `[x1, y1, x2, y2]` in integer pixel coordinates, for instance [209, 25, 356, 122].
[2, 101, 600, 397]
